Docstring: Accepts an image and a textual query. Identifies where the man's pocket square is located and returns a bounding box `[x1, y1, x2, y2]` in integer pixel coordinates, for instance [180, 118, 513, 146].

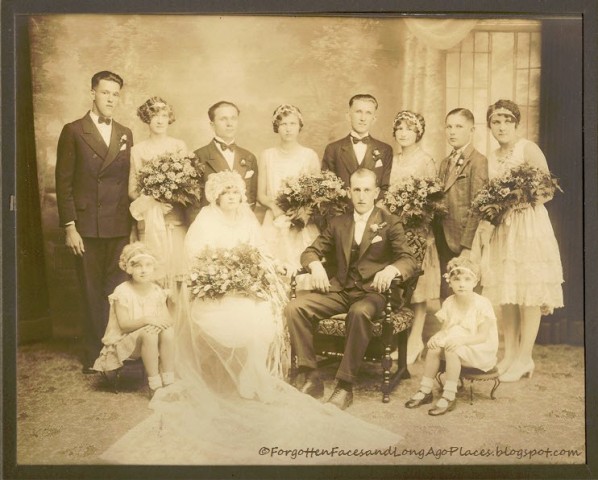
[244, 170, 255, 179]
[371, 235, 383, 243]
[374, 159, 383, 168]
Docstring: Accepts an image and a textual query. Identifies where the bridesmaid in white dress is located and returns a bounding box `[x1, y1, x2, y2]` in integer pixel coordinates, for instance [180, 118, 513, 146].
[258, 104, 321, 285]
[389, 110, 440, 365]
[480, 100, 563, 382]
[128, 97, 189, 287]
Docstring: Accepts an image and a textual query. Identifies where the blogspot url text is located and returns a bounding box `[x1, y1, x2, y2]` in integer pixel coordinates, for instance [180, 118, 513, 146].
[258, 445, 583, 461]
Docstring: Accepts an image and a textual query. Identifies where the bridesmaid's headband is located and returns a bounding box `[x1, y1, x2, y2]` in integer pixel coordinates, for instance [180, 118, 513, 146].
[488, 107, 517, 120]
[393, 111, 423, 136]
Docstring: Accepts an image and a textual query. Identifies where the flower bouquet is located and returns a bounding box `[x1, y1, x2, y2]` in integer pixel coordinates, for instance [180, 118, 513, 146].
[471, 163, 562, 226]
[136, 151, 202, 206]
[275, 170, 351, 231]
[383, 176, 447, 230]
[188, 243, 280, 301]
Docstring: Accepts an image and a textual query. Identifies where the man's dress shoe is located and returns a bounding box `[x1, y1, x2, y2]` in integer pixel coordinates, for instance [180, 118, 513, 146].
[300, 377, 324, 399]
[326, 387, 353, 410]
[82, 364, 97, 374]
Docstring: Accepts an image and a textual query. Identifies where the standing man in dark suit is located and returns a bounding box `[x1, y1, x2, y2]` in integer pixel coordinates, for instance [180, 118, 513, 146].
[193, 101, 258, 210]
[285, 168, 416, 410]
[55, 71, 133, 373]
[322, 94, 393, 193]
[432, 108, 488, 298]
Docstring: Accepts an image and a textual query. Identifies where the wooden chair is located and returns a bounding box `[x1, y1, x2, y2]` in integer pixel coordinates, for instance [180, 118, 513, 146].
[435, 360, 501, 405]
[289, 269, 422, 403]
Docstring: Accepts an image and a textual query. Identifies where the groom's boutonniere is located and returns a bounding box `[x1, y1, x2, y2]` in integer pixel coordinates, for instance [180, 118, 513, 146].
[456, 156, 464, 168]
[369, 221, 388, 233]
[119, 134, 128, 151]
[373, 149, 383, 168]
[240, 159, 247, 167]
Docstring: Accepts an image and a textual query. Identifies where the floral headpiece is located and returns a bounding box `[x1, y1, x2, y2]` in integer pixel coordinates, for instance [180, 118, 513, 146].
[272, 104, 304, 126]
[393, 111, 424, 138]
[442, 266, 479, 282]
[119, 242, 158, 272]
[488, 107, 517, 121]
[204, 170, 247, 205]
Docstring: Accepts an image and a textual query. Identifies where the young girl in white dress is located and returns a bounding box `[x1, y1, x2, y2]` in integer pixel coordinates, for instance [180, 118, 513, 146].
[92, 242, 175, 395]
[476, 100, 563, 382]
[389, 111, 440, 365]
[128, 97, 189, 288]
[258, 104, 320, 286]
[404, 257, 498, 415]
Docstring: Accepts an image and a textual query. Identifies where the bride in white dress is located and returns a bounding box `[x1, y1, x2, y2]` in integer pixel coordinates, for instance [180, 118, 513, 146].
[258, 104, 320, 287]
[100, 172, 402, 465]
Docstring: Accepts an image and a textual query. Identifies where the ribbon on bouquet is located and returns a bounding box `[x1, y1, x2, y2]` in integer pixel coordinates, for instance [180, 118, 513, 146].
[129, 195, 176, 290]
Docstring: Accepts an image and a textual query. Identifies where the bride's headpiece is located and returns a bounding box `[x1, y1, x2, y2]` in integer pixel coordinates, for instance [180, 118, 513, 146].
[392, 110, 425, 141]
[272, 104, 304, 133]
[204, 171, 247, 205]
[119, 242, 158, 273]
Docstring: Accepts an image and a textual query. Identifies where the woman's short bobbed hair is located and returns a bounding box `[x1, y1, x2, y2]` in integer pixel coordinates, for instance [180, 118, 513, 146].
[137, 96, 176, 125]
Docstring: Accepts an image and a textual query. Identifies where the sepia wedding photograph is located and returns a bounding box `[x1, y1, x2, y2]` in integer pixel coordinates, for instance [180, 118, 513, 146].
[3, 1, 596, 479]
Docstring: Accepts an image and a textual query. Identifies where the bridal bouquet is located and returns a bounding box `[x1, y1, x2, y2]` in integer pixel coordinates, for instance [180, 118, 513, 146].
[471, 163, 562, 226]
[188, 244, 280, 301]
[382, 176, 447, 229]
[275, 170, 351, 230]
[136, 151, 202, 205]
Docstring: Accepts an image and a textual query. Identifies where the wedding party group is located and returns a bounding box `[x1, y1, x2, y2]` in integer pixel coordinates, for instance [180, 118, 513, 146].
[54, 70, 564, 463]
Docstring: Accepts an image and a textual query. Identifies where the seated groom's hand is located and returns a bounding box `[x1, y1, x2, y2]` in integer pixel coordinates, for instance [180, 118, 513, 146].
[309, 261, 330, 293]
[371, 265, 398, 293]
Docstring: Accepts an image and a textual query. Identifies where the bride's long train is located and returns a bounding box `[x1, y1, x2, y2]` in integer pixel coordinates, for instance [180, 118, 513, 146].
[100, 290, 402, 465]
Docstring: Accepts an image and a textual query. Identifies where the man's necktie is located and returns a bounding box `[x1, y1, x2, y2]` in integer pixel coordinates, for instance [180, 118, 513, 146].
[215, 139, 235, 152]
[98, 116, 111, 125]
[351, 135, 370, 144]
[446, 148, 461, 180]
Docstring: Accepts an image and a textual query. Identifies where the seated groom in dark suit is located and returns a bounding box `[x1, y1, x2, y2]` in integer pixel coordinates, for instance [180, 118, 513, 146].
[193, 101, 258, 210]
[322, 94, 393, 193]
[285, 168, 417, 410]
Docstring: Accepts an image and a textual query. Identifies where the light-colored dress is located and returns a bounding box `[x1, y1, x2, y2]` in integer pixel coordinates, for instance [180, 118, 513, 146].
[477, 139, 564, 312]
[435, 293, 498, 371]
[92, 281, 169, 372]
[389, 147, 440, 303]
[259, 146, 321, 286]
[99, 202, 403, 465]
[129, 137, 189, 282]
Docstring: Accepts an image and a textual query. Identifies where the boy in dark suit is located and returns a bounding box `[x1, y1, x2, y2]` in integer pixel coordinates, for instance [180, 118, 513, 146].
[193, 101, 258, 210]
[55, 71, 133, 373]
[433, 108, 488, 298]
[322, 94, 393, 193]
[285, 169, 416, 410]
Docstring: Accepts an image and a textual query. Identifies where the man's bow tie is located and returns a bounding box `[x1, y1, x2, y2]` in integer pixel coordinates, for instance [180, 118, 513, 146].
[351, 135, 369, 145]
[215, 139, 235, 152]
[98, 116, 112, 125]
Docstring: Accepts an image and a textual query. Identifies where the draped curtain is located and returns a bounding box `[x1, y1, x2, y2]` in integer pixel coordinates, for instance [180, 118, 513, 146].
[398, 19, 478, 162]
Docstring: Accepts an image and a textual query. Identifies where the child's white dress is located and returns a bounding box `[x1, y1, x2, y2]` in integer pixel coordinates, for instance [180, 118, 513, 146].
[93, 281, 169, 372]
[434, 293, 498, 372]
